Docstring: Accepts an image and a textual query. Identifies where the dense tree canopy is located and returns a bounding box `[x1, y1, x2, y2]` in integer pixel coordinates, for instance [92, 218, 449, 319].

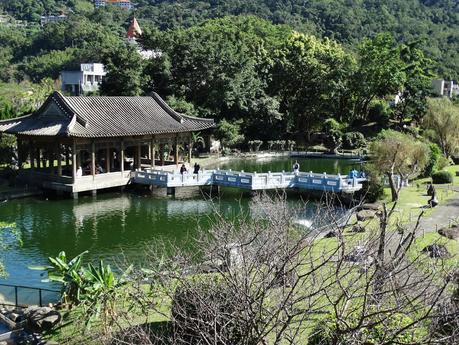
[370, 130, 429, 201]
[0, 1, 451, 145]
[0, 0, 457, 79]
[139, 16, 291, 139]
[273, 32, 356, 136]
[424, 98, 459, 158]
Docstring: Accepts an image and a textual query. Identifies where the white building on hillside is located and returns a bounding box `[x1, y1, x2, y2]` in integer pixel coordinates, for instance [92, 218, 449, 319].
[432, 79, 459, 98]
[40, 14, 67, 26]
[60, 63, 106, 96]
[94, 0, 133, 10]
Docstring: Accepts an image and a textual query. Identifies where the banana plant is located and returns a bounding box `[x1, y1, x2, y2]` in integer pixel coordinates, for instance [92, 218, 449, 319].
[191, 131, 205, 159]
[30, 250, 88, 306]
[81, 261, 131, 332]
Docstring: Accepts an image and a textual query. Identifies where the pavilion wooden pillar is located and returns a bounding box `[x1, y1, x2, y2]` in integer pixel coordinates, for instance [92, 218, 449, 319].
[16, 139, 20, 167]
[136, 143, 142, 170]
[105, 147, 110, 173]
[41, 149, 45, 169]
[120, 140, 125, 174]
[159, 144, 165, 166]
[188, 137, 192, 164]
[36, 148, 40, 169]
[174, 138, 179, 166]
[48, 146, 54, 172]
[16, 138, 22, 169]
[91, 141, 96, 176]
[65, 146, 70, 168]
[57, 142, 62, 176]
[150, 138, 155, 168]
[29, 141, 35, 169]
[110, 147, 115, 171]
[72, 141, 77, 181]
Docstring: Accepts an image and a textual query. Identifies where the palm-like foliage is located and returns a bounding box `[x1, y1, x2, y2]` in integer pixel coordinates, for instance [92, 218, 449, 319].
[31, 251, 131, 333]
[191, 131, 205, 148]
[30, 250, 88, 305]
[190, 131, 205, 159]
[81, 261, 125, 331]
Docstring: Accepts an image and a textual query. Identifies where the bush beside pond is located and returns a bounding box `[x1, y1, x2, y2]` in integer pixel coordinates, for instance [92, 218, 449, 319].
[432, 171, 453, 184]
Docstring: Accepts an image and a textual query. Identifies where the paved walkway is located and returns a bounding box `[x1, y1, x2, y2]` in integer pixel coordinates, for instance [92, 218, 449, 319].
[417, 186, 459, 234]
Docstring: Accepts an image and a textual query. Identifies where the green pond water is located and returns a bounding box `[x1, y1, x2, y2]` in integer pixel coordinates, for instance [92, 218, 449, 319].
[1, 157, 359, 293]
[212, 155, 360, 174]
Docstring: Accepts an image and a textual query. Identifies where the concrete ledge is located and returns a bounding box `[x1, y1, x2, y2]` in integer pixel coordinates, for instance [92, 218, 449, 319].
[0, 189, 42, 201]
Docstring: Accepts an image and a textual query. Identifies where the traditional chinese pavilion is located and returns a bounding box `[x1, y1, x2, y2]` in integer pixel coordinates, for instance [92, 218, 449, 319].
[0, 91, 214, 197]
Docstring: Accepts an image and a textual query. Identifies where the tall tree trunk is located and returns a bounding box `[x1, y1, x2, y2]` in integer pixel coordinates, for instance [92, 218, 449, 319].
[374, 204, 387, 301]
[387, 173, 399, 202]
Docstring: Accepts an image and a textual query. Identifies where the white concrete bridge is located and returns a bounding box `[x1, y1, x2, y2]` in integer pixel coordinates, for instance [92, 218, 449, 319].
[132, 169, 366, 194]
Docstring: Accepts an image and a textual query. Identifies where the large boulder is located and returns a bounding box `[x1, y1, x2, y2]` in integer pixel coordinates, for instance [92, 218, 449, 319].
[359, 203, 381, 211]
[422, 244, 450, 258]
[438, 226, 459, 240]
[324, 230, 339, 238]
[24, 306, 61, 332]
[344, 246, 373, 265]
[350, 224, 365, 233]
[356, 210, 376, 222]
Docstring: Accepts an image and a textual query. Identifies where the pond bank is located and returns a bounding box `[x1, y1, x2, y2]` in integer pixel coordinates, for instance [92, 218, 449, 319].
[194, 151, 364, 170]
[0, 179, 42, 201]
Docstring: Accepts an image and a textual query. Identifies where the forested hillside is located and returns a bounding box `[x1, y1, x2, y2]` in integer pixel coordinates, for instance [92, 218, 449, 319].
[0, 0, 456, 146]
[1, 0, 458, 78]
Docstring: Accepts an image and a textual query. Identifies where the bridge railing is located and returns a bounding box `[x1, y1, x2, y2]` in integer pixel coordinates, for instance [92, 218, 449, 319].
[133, 169, 366, 192]
[295, 173, 342, 191]
[133, 170, 169, 187]
[139, 169, 214, 187]
[212, 170, 253, 189]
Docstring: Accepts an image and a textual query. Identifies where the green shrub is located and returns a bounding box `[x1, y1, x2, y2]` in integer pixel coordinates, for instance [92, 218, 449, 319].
[368, 99, 391, 126]
[308, 314, 424, 345]
[432, 171, 453, 184]
[287, 140, 296, 151]
[322, 118, 342, 132]
[424, 143, 442, 177]
[222, 147, 231, 156]
[307, 318, 337, 345]
[342, 131, 366, 149]
[437, 155, 451, 170]
[362, 165, 384, 202]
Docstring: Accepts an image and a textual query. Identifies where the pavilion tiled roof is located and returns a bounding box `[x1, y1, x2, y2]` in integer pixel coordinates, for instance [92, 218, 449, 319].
[0, 92, 214, 138]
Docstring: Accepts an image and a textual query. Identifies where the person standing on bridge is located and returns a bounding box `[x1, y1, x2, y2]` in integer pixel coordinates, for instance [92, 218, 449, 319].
[180, 164, 188, 175]
[193, 162, 200, 174]
[293, 161, 300, 174]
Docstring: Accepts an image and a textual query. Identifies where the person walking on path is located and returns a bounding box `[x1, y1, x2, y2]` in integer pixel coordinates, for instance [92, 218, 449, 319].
[193, 162, 201, 174]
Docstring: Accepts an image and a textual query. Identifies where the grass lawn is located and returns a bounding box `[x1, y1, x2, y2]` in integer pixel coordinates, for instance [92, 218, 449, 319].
[409, 232, 459, 269]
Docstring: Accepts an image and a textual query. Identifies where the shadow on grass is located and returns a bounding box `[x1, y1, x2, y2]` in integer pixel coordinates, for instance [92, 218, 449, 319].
[111, 321, 172, 345]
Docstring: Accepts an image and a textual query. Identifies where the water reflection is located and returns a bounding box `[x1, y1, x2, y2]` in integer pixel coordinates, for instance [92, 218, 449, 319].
[73, 195, 132, 231]
[1, 157, 355, 288]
